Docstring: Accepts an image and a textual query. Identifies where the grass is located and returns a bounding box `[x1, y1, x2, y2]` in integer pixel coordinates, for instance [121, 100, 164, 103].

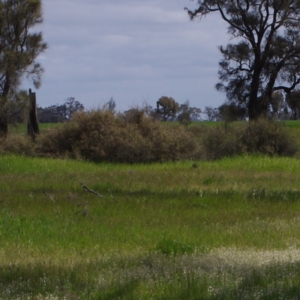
[8, 122, 64, 134]
[1, 155, 300, 298]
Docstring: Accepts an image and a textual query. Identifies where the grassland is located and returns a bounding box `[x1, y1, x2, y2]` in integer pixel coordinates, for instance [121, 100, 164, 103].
[1, 154, 300, 299]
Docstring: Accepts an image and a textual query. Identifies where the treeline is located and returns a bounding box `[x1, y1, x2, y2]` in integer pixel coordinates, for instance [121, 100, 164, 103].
[7, 95, 84, 124]
[7, 90, 300, 127]
[205, 90, 300, 121]
[37, 97, 84, 123]
[150, 91, 300, 122]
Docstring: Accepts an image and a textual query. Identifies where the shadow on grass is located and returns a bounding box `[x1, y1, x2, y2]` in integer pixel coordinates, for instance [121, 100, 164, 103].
[0, 259, 142, 299]
[2, 251, 300, 299]
[1, 259, 208, 299]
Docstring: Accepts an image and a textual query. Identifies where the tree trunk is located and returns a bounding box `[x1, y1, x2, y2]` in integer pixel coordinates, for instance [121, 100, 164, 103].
[27, 89, 39, 140]
[0, 113, 8, 138]
[0, 100, 8, 138]
[248, 73, 261, 120]
[248, 66, 269, 120]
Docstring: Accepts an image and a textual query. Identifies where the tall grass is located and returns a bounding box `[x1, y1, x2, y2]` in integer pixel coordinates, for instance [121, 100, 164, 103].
[2, 155, 300, 298]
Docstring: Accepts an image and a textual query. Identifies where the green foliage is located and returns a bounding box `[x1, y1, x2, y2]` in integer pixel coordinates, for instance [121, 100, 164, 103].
[197, 119, 298, 160]
[196, 123, 243, 160]
[187, 1, 300, 120]
[240, 119, 298, 157]
[156, 236, 196, 256]
[0, 0, 47, 136]
[156, 96, 179, 121]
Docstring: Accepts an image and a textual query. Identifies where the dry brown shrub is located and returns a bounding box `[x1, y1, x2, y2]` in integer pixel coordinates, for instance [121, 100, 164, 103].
[0, 134, 36, 156]
[38, 109, 200, 163]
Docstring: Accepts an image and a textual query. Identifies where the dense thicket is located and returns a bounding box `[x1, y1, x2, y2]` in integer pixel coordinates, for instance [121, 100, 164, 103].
[37, 110, 199, 163]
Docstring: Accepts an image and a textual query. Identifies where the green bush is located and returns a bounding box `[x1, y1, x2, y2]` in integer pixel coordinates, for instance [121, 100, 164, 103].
[240, 118, 298, 157]
[194, 119, 298, 160]
[195, 123, 244, 160]
[38, 109, 200, 163]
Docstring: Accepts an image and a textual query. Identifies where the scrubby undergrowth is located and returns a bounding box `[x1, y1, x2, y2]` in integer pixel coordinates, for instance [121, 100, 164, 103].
[193, 118, 298, 160]
[0, 110, 298, 162]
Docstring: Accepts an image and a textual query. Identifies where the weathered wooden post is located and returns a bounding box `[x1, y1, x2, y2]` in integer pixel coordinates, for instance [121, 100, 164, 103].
[27, 89, 39, 140]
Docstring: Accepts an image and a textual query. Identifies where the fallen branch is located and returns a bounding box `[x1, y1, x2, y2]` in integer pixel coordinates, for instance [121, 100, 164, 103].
[81, 183, 105, 198]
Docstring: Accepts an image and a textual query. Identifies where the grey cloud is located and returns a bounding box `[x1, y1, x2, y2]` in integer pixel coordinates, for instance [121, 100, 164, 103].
[30, 0, 229, 109]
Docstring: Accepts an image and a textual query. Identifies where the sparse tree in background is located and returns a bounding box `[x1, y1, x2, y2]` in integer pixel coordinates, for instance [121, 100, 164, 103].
[177, 100, 192, 126]
[177, 100, 202, 125]
[63, 97, 84, 120]
[286, 90, 300, 120]
[186, 1, 300, 120]
[156, 96, 179, 121]
[189, 106, 202, 121]
[270, 91, 284, 120]
[203, 106, 220, 121]
[104, 97, 116, 112]
[38, 98, 84, 123]
[38, 104, 65, 123]
[0, 0, 47, 137]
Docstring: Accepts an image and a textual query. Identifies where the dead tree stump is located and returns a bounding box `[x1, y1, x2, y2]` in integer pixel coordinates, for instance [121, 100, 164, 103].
[27, 89, 39, 140]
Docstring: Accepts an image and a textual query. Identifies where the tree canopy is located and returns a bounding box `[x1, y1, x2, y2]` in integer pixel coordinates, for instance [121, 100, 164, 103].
[156, 96, 179, 121]
[0, 0, 47, 136]
[186, 0, 300, 120]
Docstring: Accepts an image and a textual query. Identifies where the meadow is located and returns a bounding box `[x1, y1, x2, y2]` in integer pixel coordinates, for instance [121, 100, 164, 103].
[2, 152, 300, 299]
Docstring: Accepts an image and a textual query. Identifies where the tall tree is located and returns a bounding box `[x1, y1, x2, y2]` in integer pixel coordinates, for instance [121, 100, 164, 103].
[186, 0, 300, 120]
[0, 0, 47, 136]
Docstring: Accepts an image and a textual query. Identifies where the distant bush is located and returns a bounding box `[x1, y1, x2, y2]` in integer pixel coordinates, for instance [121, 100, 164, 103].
[38, 109, 200, 163]
[194, 119, 298, 160]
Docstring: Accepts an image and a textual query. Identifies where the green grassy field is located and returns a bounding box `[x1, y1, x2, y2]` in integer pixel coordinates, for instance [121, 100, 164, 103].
[2, 154, 300, 299]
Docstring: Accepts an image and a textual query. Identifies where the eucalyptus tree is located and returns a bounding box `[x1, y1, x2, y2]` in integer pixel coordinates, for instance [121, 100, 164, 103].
[156, 96, 179, 121]
[0, 0, 47, 136]
[186, 0, 300, 120]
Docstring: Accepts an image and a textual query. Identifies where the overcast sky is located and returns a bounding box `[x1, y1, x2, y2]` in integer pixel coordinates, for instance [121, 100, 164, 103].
[23, 0, 229, 111]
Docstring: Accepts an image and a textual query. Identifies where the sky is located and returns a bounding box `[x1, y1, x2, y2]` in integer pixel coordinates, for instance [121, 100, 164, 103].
[23, 0, 230, 112]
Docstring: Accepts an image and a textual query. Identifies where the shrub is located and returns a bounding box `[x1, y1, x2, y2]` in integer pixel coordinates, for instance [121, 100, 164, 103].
[0, 134, 36, 156]
[38, 109, 200, 163]
[193, 123, 244, 160]
[240, 118, 298, 157]
[194, 119, 298, 160]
